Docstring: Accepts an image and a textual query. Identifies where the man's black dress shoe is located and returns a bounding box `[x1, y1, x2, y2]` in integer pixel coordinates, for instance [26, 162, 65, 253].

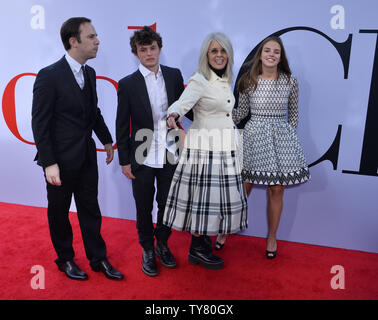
[155, 241, 176, 268]
[142, 248, 158, 277]
[91, 259, 124, 280]
[57, 260, 88, 280]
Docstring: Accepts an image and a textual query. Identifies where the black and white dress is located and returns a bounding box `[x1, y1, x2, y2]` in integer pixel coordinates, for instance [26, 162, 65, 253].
[163, 71, 248, 235]
[233, 74, 310, 185]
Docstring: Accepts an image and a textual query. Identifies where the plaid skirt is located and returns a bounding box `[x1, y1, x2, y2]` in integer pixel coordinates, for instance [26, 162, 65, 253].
[163, 148, 248, 235]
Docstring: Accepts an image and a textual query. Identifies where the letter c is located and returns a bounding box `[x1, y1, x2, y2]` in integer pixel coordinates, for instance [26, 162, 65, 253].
[2, 74, 120, 151]
[2, 73, 37, 145]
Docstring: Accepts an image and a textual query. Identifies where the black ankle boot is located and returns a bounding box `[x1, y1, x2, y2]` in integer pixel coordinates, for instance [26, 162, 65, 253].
[203, 235, 212, 251]
[188, 235, 224, 270]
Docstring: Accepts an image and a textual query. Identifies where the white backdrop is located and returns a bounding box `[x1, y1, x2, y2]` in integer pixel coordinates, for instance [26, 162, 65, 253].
[1, 0, 377, 253]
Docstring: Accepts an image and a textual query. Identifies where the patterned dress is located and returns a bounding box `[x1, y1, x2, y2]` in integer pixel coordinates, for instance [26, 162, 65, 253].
[233, 74, 310, 185]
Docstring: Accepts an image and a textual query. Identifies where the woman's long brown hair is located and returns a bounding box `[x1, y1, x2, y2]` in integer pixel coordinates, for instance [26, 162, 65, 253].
[237, 36, 291, 93]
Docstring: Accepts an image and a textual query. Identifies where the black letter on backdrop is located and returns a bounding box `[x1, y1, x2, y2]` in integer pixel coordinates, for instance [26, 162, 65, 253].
[234, 27, 353, 170]
[343, 30, 378, 177]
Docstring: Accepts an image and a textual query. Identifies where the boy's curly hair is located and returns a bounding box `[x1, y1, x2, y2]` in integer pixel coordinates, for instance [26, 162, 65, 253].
[130, 26, 162, 54]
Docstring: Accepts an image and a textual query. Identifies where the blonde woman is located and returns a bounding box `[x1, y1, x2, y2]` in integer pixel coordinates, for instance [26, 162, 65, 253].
[164, 32, 248, 270]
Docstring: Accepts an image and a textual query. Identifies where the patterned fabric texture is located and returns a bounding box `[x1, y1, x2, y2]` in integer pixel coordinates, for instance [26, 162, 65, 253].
[163, 148, 248, 235]
[233, 74, 310, 185]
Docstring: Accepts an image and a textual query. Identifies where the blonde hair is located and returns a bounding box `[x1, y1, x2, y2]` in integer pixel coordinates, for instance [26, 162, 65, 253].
[197, 32, 234, 83]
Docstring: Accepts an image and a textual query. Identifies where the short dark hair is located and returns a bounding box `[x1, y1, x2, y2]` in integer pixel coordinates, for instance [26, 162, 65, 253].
[60, 17, 91, 51]
[130, 26, 162, 54]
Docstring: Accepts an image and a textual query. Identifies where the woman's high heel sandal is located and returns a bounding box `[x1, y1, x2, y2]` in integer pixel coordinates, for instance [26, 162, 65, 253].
[214, 241, 224, 250]
[266, 238, 277, 259]
[214, 234, 226, 251]
[266, 249, 277, 259]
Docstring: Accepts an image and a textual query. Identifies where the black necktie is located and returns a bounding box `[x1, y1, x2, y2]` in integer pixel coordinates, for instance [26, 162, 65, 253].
[81, 65, 91, 122]
[81, 65, 89, 89]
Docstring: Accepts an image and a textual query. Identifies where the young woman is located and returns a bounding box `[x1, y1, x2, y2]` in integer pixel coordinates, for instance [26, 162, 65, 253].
[164, 32, 248, 269]
[231, 36, 310, 259]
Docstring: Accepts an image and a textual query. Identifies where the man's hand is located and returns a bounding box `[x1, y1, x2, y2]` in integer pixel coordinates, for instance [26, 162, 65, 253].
[104, 143, 114, 165]
[122, 164, 136, 180]
[45, 164, 62, 186]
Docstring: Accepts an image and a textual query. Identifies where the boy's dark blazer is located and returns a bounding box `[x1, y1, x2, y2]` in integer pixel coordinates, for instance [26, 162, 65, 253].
[116, 64, 191, 172]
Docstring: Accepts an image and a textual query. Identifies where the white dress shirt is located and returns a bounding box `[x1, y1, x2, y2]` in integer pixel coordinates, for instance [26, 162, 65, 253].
[139, 64, 169, 168]
[65, 53, 85, 89]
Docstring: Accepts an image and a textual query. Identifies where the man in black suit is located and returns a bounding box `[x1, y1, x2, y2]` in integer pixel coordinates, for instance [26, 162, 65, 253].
[116, 26, 188, 276]
[32, 17, 123, 280]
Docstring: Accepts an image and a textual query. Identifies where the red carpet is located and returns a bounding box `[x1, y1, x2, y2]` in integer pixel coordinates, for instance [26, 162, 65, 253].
[0, 202, 377, 300]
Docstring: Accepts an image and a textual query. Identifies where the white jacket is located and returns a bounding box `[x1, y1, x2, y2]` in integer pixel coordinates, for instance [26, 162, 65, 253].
[168, 71, 237, 151]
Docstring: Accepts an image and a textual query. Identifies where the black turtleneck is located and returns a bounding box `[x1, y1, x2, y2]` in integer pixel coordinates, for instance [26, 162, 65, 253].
[209, 63, 227, 78]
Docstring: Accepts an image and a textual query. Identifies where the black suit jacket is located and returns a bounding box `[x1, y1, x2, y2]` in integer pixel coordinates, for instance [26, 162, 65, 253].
[116, 65, 190, 171]
[32, 56, 113, 170]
